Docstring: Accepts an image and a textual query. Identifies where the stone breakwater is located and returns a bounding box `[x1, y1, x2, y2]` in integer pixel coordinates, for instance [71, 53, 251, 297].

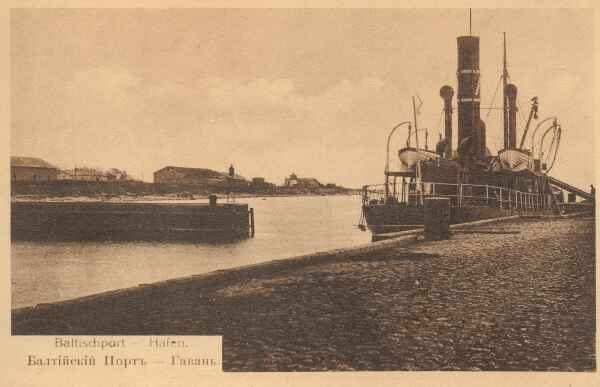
[12, 217, 595, 371]
[11, 201, 251, 241]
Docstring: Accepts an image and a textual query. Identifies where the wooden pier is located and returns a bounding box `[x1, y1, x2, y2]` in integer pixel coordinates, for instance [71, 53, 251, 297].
[11, 201, 254, 241]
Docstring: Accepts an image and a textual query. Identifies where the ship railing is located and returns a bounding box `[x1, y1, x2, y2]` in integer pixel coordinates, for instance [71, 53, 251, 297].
[362, 181, 548, 212]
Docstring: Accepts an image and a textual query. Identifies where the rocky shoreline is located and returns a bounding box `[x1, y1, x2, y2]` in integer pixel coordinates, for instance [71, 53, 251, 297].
[12, 216, 595, 371]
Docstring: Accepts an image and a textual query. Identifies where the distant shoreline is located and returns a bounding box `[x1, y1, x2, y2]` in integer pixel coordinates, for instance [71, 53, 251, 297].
[12, 191, 361, 202]
[11, 180, 361, 202]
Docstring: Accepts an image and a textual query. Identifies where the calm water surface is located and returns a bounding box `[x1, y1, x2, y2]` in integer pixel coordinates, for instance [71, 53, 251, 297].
[12, 195, 370, 308]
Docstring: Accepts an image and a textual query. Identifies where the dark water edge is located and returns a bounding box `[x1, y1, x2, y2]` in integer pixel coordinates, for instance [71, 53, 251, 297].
[11, 195, 370, 308]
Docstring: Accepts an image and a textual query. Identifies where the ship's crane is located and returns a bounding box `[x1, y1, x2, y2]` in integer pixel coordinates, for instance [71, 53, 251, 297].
[518, 97, 539, 150]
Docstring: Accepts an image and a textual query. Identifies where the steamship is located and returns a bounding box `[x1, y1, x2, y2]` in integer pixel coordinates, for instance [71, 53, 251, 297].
[359, 30, 594, 237]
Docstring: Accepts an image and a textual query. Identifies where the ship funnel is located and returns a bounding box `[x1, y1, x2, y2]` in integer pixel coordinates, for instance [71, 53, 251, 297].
[505, 83, 518, 148]
[457, 36, 484, 159]
[439, 85, 454, 159]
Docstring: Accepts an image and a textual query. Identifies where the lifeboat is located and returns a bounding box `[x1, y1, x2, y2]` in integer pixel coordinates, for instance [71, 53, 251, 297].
[397, 147, 440, 170]
[495, 148, 532, 172]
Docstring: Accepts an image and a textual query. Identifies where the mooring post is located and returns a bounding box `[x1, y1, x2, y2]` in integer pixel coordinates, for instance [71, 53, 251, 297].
[249, 208, 255, 237]
[424, 197, 451, 241]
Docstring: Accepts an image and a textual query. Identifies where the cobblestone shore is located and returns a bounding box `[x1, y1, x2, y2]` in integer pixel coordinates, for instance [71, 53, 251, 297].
[12, 217, 595, 371]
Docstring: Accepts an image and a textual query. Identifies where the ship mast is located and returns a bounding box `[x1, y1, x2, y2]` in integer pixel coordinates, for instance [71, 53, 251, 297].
[502, 32, 509, 149]
[469, 8, 472, 35]
[412, 96, 419, 148]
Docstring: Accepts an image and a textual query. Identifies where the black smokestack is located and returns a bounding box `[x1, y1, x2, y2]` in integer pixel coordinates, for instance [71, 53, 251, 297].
[505, 84, 518, 148]
[457, 36, 482, 159]
[439, 85, 454, 159]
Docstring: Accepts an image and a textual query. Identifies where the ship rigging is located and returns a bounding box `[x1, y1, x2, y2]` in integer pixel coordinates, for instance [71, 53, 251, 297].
[359, 20, 593, 238]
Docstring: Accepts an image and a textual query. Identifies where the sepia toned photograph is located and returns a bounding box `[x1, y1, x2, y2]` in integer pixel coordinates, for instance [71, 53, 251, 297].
[9, 7, 595, 372]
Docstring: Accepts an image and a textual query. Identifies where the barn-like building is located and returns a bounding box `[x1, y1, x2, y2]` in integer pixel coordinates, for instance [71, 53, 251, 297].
[11, 156, 58, 182]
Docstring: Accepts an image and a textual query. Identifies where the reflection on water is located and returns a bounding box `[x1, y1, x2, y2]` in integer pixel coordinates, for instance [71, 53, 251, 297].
[12, 195, 369, 308]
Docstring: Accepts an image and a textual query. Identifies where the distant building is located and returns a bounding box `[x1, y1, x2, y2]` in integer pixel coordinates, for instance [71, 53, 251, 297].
[105, 168, 130, 181]
[58, 167, 130, 181]
[297, 178, 322, 188]
[59, 167, 108, 182]
[284, 173, 321, 188]
[284, 173, 299, 187]
[11, 156, 58, 182]
[154, 166, 247, 185]
[250, 177, 276, 190]
[57, 169, 74, 180]
[77, 167, 109, 182]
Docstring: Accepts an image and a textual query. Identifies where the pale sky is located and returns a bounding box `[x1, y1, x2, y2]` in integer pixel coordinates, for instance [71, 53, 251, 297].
[10, 8, 594, 188]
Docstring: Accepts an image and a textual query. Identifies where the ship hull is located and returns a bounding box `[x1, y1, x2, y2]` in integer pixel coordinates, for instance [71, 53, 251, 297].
[362, 203, 513, 236]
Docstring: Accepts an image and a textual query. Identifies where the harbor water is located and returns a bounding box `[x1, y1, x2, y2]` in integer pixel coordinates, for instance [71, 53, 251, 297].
[11, 195, 370, 308]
